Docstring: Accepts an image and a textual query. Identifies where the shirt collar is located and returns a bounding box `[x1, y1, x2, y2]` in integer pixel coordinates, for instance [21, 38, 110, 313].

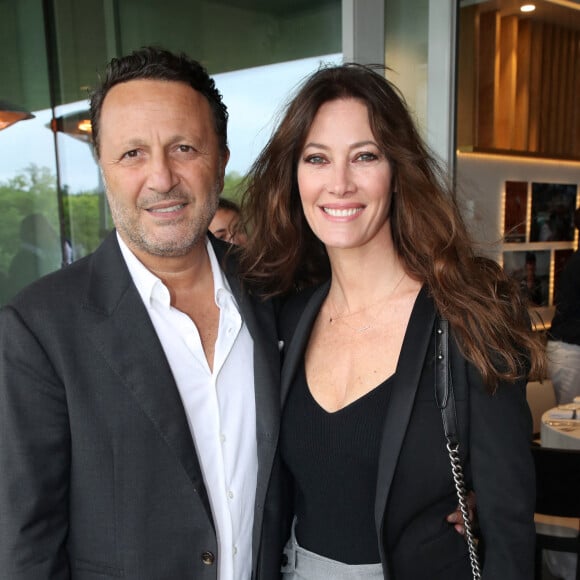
[116, 231, 237, 311]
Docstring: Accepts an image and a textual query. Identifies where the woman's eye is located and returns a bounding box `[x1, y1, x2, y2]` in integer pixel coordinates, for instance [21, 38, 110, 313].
[304, 154, 325, 164]
[356, 152, 378, 162]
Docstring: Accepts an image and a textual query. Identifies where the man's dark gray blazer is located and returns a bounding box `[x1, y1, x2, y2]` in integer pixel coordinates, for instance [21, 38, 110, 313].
[0, 231, 287, 579]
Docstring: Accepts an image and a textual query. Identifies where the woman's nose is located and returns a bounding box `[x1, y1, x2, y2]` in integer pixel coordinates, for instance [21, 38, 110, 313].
[327, 162, 355, 197]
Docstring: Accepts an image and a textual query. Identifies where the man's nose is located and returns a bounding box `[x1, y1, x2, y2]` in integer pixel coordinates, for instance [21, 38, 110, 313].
[146, 152, 179, 193]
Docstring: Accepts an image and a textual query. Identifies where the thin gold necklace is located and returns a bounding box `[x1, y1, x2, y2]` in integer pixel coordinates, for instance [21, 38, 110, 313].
[328, 272, 406, 333]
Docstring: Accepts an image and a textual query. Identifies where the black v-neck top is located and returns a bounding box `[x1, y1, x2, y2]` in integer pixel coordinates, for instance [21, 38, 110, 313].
[280, 362, 393, 564]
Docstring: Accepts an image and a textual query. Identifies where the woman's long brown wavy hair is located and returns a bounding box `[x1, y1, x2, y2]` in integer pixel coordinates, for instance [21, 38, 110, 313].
[237, 63, 546, 389]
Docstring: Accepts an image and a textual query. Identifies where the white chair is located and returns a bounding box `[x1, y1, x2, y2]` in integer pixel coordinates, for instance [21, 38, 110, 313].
[527, 379, 557, 438]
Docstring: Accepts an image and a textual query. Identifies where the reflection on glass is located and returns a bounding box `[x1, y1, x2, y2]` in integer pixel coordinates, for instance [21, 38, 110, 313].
[53, 102, 106, 262]
[0, 111, 61, 305]
[7, 213, 62, 298]
[503, 181, 528, 243]
[503, 249, 551, 307]
[530, 183, 578, 243]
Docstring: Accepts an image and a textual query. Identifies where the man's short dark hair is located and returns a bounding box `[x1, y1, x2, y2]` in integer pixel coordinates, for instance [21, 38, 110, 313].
[89, 46, 228, 157]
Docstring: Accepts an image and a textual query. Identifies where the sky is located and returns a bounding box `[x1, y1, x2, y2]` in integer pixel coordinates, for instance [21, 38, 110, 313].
[0, 53, 341, 193]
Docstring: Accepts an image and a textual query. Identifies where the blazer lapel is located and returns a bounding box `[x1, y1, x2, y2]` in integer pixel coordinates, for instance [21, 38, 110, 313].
[83, 233, 213, 523]
[374, 286, 436, 532]
[213, 239, 282, 554]
[280, 282, 330, 406]
[226, 274, 280, 475]
[213, 239, 281, 458]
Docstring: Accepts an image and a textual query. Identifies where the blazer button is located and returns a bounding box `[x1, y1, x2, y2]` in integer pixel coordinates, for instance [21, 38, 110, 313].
[201, 551, 215, 565]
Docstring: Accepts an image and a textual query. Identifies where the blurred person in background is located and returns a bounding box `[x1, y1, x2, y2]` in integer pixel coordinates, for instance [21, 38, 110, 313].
[210, 197, 247, 245]
[547, 208, 580, 404]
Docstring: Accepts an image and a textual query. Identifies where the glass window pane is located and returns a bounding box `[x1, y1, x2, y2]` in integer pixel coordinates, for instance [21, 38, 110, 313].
[0, 0, 62, 304]
[385, 0, 429, 131]
[53, 101, 107, 260]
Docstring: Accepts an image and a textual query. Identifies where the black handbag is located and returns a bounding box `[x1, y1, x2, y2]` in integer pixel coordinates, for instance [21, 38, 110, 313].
[434, 318, 482, 580]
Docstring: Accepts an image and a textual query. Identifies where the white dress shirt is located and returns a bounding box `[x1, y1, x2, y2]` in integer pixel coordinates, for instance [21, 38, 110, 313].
[118, 234, 257, 580]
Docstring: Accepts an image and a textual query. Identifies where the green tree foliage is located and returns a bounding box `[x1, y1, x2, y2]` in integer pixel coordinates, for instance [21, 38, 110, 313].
[0, 164, 59, 274]
[221, 171, 246, 203]
[62, 190, 110, 259]
[0, 164, 106, 275]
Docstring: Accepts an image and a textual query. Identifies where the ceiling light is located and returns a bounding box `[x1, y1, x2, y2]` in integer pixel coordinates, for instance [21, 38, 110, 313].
[51, 110, 92, 143]
[521, 4, 536, 12]
[0, 100, 35, 131]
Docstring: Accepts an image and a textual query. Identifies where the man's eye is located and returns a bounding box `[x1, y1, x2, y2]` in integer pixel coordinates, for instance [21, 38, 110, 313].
[178, 145, 194, 153]
[122, 149, 140, 159]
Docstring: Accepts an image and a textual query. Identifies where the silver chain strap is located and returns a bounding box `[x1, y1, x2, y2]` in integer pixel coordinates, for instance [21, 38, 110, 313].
[437, 317, 482, 579]
[446, 440, 482, 580]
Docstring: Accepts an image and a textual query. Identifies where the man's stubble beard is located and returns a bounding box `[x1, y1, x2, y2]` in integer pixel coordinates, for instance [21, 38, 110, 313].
[106, 186, 220, 258]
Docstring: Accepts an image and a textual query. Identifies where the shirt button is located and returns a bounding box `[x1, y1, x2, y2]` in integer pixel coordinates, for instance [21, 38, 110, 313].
[227, 327, 234, 335]
[201, 551, 215, 565]
[233, 546, 238, 556]
[220, 434, 226, 443]
[228, 490, 234, 499]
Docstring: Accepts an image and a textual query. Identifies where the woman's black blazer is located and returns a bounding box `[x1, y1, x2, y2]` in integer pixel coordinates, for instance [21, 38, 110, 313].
[278, 283, 535, 580]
